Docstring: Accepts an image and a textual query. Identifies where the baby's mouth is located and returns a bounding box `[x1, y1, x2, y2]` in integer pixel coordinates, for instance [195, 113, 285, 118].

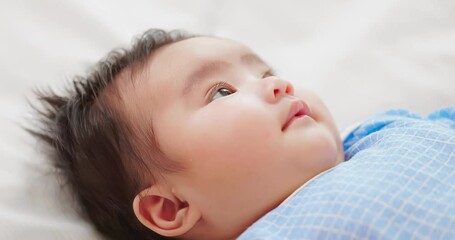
[282, 100, 311, 131]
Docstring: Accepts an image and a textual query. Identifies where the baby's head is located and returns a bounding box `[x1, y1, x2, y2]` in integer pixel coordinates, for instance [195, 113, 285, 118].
[32, 29, 344, 240]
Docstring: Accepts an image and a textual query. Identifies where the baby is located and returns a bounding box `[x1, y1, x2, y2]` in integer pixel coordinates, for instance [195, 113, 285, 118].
[31, 29, 454, 240]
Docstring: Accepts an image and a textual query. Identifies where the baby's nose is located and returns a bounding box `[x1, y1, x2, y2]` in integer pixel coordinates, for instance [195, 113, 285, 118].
[261, 76, 294, 103]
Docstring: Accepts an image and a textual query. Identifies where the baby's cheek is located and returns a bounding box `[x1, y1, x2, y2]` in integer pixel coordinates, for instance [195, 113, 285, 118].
[188, 107, 276, 158]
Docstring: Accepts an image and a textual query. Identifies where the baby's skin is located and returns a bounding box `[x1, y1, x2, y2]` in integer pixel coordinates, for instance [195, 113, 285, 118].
[128, 37, 345, 239]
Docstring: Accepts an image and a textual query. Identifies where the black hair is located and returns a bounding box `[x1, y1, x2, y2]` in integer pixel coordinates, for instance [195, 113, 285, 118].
[27, 28, 194, 240]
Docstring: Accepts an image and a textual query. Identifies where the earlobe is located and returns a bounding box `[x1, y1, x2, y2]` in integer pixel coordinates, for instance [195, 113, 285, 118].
[132, 186, 201, 237]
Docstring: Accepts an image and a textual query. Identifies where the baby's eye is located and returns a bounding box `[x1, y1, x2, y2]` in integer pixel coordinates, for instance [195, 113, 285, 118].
[211, 88, 233, 101]
[208, 82, 235, 102]
[262, 69, 275, 78]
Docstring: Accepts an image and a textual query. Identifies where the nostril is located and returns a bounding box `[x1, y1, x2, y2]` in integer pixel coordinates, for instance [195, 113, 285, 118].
[285, 85, 292, 94]
[274, 89, 279, 96]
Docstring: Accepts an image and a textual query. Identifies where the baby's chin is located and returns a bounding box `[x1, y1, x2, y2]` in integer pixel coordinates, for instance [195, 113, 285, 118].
[294, 125, 340, 164]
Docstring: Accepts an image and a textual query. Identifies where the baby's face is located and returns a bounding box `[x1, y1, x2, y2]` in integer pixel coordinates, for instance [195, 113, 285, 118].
[134, 37, 344, 238]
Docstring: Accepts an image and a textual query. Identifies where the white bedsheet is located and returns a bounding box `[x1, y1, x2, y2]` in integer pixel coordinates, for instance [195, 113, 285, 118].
[1, 0, 454, 239]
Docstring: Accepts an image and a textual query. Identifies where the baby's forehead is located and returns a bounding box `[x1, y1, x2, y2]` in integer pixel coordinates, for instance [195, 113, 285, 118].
[115, 37, 261, 124]
[151, 36, 254, 66]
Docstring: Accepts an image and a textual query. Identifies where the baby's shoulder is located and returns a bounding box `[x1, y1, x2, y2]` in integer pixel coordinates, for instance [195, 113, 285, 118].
[343, 107, 455, 158]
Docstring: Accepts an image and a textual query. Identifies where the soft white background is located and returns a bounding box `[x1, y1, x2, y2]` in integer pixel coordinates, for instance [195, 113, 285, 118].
[0, 0, 454, 239]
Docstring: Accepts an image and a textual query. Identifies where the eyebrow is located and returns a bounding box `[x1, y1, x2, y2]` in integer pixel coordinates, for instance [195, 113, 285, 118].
[182, 53, 268, 96]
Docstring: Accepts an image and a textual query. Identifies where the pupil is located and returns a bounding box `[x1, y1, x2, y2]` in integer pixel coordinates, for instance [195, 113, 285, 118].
[220, 88, 231, 96]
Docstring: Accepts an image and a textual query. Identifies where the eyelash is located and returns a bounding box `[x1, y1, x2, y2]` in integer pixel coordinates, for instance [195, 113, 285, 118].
[263, 69, 275, 78]
[207, 81, 235, 101]
[206, 70, 275, 102]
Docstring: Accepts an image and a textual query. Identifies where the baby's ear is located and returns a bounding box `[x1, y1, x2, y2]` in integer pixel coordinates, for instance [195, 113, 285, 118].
[132, 185, 201, 237]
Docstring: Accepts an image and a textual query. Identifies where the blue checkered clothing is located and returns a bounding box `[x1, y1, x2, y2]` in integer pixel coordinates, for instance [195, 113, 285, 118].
[238, 107, 455, 240]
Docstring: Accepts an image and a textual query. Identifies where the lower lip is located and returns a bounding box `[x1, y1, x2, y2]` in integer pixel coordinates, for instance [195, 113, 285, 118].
[283, 114, 310, 131]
